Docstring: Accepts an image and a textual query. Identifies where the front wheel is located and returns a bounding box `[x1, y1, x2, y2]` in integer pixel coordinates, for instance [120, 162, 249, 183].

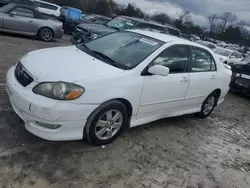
[84, 100, 129, 145]
[196, 92, 217, 118]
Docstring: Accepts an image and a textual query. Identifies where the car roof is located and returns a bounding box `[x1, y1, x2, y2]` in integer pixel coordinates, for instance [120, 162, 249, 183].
[120, 15, 177, 29]
[129, 29, 207, 47]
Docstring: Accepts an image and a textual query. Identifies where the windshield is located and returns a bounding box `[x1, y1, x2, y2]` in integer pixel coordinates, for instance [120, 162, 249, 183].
[0, 3, 14, 13]
[214, 48, 231, 57]
[105, 17, 136, 30]
[77, 31, 164, 70]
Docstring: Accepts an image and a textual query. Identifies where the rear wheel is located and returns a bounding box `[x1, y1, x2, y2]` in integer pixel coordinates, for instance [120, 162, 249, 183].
[84, 100, 128, 145]
[196, 92, 217, 118]
[38, 27, 54, 42]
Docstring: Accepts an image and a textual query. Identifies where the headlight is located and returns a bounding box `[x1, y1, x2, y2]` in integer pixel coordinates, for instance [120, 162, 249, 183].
[33, 82, 84, 100]
[91, 33, 98, 39]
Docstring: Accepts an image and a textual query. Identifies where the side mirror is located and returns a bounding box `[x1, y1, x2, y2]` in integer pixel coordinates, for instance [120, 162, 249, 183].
[9, 12, 16, 16]
[148, 65, 170, 76]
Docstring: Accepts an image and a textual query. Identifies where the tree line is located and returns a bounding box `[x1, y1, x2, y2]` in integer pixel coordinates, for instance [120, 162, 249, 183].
[48, 0, 250, 46]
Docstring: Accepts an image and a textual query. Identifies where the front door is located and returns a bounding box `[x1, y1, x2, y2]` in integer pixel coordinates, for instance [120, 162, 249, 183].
[183, 46, 219, 108]
[4, 7, 37, 35]
[138, 45, 190, 117]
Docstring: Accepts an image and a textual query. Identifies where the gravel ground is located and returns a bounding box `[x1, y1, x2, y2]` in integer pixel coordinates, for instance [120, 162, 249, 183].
[0, 33, 250, 188]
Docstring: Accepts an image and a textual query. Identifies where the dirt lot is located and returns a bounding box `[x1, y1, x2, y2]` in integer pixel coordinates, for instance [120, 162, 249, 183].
[0, 33, 250, 188]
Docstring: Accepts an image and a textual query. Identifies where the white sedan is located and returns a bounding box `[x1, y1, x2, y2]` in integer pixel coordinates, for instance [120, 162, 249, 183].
[6, 30, 232, 145]
[213, 47, 244, 64]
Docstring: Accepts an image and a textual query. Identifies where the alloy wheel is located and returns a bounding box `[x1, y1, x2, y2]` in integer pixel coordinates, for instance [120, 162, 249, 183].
[203, 96, 216, 115]
[95, 110, 123, 140]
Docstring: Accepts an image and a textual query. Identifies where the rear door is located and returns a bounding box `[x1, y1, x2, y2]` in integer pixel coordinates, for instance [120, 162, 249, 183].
[3, 7, 37, 35]
[183, 46, 219, 108]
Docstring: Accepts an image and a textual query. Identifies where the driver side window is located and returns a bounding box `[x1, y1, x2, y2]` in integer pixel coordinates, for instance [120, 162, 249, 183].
[152, 46, 188, 73]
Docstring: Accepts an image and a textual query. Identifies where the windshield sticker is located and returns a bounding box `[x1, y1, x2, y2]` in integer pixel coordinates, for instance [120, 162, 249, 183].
[126, 22, 134, 26]
[139, 38, 158, 46]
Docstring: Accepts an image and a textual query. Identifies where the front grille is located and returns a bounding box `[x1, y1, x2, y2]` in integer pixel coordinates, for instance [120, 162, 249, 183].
[15, 62, 33, 87]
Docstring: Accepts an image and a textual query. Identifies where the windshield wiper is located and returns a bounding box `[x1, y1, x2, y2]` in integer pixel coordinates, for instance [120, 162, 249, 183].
[91, 50, 119, 68]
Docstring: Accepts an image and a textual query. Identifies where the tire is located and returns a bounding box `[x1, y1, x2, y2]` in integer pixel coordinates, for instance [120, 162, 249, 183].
[84, 100, 129, 145]
[71, 32, 85, 45]
[38, 27, 54, 42]
[196, 92, 217, 118]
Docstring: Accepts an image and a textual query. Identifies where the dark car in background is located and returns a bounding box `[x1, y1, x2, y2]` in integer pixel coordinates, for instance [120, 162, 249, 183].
[71, 15, 181, 44]
[63, 14, 111, 34]
[230, 56, 250, 96]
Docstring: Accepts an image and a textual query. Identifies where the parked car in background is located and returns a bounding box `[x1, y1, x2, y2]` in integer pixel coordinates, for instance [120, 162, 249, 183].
[71, 16, 181, 44]
[228, 55, 250, 66]
[63, 14, 111, 34]
[230, 57, 250, 96]
[33, 0, 61, 17]
[180, 33, 191, 41]
[190, 34, 200, 41]
[6, 30, 231, 145]
[195, 40, 217, 50]
[81, 14, 111, 24]
[213, 47, 243, 64]
[0, 3, 63, 41]
[61, 6, 82, 20]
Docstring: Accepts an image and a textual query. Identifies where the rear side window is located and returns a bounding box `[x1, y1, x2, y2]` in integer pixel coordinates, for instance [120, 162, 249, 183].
[35, 1, 58, 10]
[153, 46, 188, 73]
[191, 47, 216, 72]
[167, 27, 181, 37]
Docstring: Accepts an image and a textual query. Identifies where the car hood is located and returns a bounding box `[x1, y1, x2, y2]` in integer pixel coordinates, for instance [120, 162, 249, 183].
[77, 23, 116, 35]
[20, 46, 124, 82]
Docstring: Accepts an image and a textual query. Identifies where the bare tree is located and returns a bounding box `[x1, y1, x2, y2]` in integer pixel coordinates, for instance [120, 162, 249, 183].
[237, 20, 249, 39]
[179, 11, 191, 24]
[220, 12, 237, 32]
[175, 11, 191, 28]
[208, 14, 218, 33]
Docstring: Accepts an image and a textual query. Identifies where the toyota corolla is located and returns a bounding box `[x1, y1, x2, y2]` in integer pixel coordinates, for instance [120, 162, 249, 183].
[6, 30, 231, 145]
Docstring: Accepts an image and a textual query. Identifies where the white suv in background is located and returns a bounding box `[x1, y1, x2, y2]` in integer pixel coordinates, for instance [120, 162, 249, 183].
[34, 0, 61, 17]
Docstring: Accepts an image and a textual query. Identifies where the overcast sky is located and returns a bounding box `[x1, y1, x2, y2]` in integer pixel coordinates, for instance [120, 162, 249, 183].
[114, 0, 250, 26]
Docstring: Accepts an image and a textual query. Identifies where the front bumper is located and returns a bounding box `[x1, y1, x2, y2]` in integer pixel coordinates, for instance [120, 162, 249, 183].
[6, 67, 99, 141]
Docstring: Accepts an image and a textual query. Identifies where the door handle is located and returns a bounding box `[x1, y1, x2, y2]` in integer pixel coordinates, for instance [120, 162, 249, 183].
[180, 77, 189, 82]
[29, 20, 34, 23]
